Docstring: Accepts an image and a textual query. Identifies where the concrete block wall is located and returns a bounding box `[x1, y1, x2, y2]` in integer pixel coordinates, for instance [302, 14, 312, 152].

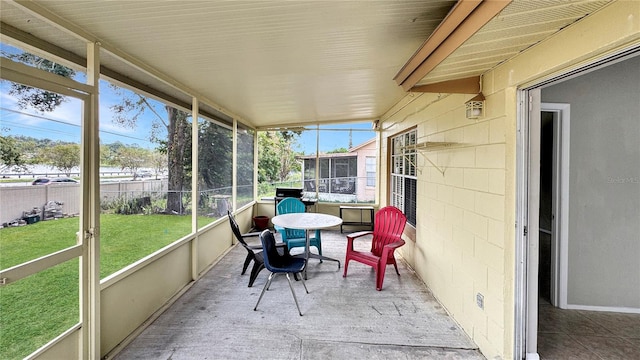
[378, 3, 639, 359]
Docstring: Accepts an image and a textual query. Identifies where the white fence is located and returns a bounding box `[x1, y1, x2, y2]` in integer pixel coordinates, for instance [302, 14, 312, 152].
[0, 180, 167, 225]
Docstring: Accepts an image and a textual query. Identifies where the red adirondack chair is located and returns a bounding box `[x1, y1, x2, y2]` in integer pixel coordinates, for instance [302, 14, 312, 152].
[343, 206, 407, 290]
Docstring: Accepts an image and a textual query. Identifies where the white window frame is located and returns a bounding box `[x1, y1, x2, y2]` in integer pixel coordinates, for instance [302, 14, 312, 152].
[390, 129, 417, 225]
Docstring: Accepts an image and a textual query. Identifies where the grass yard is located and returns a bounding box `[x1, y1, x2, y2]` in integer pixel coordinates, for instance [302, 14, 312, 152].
[0, 213, 209, 360]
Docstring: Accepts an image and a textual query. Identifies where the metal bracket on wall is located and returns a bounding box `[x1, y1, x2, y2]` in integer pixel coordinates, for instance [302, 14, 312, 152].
[405, 142, 458, 176]
[402, 152, 444, 175]
[418, 151, 446, 175]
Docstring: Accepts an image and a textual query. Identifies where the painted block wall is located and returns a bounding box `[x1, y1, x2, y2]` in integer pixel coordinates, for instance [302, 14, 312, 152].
[379, 91, 511, 359]
[378, 2, 639, 359]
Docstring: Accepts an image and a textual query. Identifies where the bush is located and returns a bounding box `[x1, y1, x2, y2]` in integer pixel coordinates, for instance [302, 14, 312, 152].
[102, 195, 153, 215]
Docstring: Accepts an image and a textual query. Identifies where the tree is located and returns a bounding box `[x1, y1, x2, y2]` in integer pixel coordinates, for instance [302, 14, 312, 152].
[115, 147, 150, 179]
[149, 150, 168, 180]
[110, 86, 192, 214]
[0, 135, 27, 173]
[198, 120, 232, 190]
[3, 53, 75, 112]
[45, 144, 80, 176]
[257, 131, 301, 184]
[3, 50, 190, 214]
[101, 141, 127, 166]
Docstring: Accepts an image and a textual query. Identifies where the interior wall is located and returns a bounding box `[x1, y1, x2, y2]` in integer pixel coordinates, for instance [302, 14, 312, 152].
[541, 55, 640, 310]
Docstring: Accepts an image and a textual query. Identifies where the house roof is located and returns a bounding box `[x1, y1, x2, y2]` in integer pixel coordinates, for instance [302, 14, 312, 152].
[0, 0, 612, 128]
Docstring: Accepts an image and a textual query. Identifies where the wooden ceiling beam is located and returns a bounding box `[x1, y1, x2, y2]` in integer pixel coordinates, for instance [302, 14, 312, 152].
[410, 76, 480, 94]
[395, 0, 512, 92]
[394, 0, 481, 86]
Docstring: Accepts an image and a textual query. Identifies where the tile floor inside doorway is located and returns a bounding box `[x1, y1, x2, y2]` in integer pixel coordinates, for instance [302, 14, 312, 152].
[537, 300, 640, 359]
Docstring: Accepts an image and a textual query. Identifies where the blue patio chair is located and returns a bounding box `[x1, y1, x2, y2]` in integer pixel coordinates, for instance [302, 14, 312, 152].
[275, 197, 322, 256]
[254, 230, 309, 316]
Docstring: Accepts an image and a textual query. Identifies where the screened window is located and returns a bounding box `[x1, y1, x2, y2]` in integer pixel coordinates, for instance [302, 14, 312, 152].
[236, 124, 255, 208]
[197, 115, 232, 228]
[390, 129, 417, 226]
[0, 75, 83, 359]
[100, 80, 192, 278]
[257, 123, 376, 203]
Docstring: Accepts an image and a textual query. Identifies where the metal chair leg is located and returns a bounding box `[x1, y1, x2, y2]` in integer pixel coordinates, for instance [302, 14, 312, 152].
[298, 272, 309, 294]
[254, 272, 275, 311]
[266, 272, 276, 291]
[285, 273, 303, 316]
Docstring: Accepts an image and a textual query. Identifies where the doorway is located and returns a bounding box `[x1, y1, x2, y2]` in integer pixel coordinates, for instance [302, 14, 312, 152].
[517, 49, 640, 360]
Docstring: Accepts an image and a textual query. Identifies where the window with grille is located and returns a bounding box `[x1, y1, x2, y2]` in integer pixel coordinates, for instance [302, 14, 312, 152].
[390, 129, 417, 226]
[365, 156, 376, 187]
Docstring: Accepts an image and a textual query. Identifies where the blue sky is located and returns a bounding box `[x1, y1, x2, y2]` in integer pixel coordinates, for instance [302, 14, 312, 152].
[1, 43, 375, 154]
[1, 43, 161, 150]
[296, 123, 375, 154]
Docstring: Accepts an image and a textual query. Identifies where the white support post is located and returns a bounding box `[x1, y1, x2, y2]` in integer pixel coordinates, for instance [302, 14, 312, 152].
[82, 41, 101, 360]
[191, 98, 199, 280]
[232, 119, 238, 212]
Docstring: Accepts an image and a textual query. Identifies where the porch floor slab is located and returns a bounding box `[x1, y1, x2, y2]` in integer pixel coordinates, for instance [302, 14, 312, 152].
[114, 230, 484, 360]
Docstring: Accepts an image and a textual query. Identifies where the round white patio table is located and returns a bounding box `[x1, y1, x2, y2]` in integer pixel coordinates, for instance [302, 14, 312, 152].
[271, 213, 342, 279]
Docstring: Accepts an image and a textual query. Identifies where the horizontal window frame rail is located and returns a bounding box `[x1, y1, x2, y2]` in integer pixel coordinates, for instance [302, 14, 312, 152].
[0, 57, 92, 97]
[0, 244, 83, 286]
[99, 231, 196, 290]
[98, 201, 250, 290]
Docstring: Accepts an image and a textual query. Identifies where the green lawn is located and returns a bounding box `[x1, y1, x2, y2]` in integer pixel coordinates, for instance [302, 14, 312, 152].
[0, 214, 212, 360]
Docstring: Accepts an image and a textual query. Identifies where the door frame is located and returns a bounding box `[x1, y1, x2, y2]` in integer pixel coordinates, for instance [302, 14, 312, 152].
[516, 92, 571, 360]
[518, 95, 573, 360]
[0, 48, 100, 359]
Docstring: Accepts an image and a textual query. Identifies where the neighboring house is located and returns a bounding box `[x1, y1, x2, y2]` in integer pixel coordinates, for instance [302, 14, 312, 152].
[298, 138, 376, 203]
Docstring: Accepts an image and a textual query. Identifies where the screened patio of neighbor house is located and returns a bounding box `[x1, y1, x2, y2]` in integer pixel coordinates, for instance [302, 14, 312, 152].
[1, 1, 638, 360]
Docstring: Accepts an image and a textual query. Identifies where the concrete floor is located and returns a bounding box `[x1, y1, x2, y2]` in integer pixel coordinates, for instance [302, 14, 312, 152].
[114, 230, 485, 360]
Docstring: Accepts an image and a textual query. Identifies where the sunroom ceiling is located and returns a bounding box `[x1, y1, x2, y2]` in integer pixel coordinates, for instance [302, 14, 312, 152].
[0, 0, 455, 127]
[1, 0, 613, 128]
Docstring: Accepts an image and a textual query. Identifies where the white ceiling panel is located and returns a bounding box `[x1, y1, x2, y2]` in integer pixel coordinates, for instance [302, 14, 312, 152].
[417, 0, 612, 85]
[2, 0, 456, 127]
[1, 0, 614, 127]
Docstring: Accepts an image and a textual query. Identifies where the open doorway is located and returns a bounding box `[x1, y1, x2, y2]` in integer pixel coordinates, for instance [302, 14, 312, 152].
[518, 50, 640, 359]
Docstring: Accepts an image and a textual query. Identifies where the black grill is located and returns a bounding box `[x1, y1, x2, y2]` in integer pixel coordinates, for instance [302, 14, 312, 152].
[274, 187, 317, 213]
